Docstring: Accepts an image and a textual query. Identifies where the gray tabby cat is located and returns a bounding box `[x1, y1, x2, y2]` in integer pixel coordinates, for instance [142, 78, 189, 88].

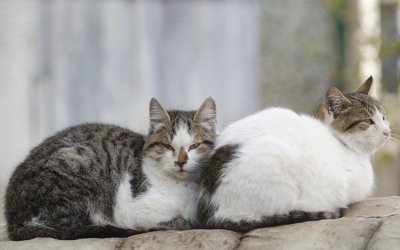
[5, 97, 217, 241]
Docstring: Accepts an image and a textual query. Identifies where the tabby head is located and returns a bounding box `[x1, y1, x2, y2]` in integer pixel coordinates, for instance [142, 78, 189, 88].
[143, 97, 217, 180]
[314, 77, 390, 155]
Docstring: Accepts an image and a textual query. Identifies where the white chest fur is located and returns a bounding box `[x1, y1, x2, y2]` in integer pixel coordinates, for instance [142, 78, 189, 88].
[112, 172, 198, 230]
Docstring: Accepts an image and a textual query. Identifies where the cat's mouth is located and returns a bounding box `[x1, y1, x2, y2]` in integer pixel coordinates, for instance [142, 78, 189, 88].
[177, 168, 187, 173]
[172, 168, 192, 179]
[175, 166, 194, 175]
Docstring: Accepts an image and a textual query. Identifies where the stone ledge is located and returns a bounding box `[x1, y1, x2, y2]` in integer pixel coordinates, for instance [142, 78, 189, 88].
[344, 196, 400, 218]
[0, 237, 124, 250]
[1, 197, 399, 250]
[120, 230, 240, 250]
[238, 217, 381, 250]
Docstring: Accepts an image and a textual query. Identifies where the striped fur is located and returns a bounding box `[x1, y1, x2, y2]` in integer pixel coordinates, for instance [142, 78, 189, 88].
[6, 123, 145, 240]
[6, 97, 217, 241]
[205, 209, 345, 233]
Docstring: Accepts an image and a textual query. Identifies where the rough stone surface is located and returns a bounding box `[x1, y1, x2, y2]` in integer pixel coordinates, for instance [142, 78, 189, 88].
[0, 224, 7, 241]
[120, 230, 240, 250]
[344, 196, 400, 218]
[238, 218, 380, 250]
[0, 197, 399, 250]
[366, 215, 400, 250]
[0, 237, 124, 250]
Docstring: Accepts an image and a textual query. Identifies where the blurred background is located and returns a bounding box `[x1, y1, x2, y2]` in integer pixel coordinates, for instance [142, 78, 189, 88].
[0, 0, 399, 223]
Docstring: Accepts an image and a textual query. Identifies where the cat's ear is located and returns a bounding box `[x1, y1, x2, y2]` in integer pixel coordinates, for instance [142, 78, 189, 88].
[194, 97, 217, 132]
[325, 87, 352, 115]
[355, 76, 373, 95]
[149, 98, 170, 132]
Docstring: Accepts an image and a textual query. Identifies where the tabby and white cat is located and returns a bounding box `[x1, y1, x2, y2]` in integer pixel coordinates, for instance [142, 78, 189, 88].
[6, 97, 217, 240]
[197, 77, 390, 232]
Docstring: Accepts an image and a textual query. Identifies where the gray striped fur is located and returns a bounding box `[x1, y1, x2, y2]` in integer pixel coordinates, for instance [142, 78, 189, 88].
[204, 209, 344, 233]
[5, 98, 217, 240]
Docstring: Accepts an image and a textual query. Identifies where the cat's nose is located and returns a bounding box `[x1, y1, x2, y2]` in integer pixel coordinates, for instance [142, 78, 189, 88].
[176, 161, 187, 168]
[176, 147, 188, 169]
[383, 130, 391, 137]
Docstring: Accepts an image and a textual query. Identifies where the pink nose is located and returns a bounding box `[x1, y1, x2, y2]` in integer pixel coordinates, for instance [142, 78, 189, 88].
[383, 130, 391, 137]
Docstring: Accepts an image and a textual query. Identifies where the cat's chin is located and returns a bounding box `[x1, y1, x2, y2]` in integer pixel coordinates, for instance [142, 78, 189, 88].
[371, 139, 389, 154]
[168, 169, 198, 181]
[356, 138, 388, 155]
[173, 170, 190, 178]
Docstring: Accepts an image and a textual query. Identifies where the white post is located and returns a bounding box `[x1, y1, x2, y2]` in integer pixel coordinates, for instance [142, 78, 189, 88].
[357, 0, 382, 97]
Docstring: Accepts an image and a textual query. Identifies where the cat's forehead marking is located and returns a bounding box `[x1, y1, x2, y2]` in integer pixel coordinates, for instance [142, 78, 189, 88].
[171, 124, 195, 148]
[345, 92, 378, 115]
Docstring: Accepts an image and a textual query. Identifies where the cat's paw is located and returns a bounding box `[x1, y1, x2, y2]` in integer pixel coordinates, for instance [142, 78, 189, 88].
[317, 208, 344, 220]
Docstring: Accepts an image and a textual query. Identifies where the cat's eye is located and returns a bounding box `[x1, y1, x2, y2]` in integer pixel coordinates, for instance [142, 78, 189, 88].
[202, 140, 214, 146]
[383, 116, 386, 121]
[366, 119, 375, 125]
[148, 142, 175, 152]
[163, 144, 175, 151]
[188, 140, 214, 151]
[188, 143, 199, 151]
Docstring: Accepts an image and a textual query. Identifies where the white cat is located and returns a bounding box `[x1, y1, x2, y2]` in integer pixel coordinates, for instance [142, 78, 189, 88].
[197, 77, 390, 232]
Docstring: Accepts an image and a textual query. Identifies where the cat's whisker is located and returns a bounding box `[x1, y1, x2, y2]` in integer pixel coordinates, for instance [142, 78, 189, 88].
[389, 137, 400, 144]
[389, 134, 399, 139]
[369, 144, 377, 154]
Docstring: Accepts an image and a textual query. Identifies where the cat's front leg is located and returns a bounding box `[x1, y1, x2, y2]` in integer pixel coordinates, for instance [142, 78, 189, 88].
[155, 216, 192, 230]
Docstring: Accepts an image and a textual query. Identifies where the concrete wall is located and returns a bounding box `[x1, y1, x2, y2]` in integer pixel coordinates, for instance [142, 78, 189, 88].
[36, 0, 260, 137]
[0, 0, 39, 224]
[0, 0, 261, 223]
[259, 0, 335, 113]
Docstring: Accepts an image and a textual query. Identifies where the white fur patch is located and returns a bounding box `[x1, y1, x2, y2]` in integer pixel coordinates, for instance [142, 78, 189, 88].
[207, 107, 382, 222]
[89, 209, 110, 226]
[24, 216, 41, 227]
[24, 216, 54, 229]
[113, 172, 199, 230]
[171, 125, 195, 150]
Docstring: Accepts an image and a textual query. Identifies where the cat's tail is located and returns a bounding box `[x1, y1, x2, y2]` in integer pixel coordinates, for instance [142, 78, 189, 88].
[7, 224, 139, 241]
[205, 209, 345, 233]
